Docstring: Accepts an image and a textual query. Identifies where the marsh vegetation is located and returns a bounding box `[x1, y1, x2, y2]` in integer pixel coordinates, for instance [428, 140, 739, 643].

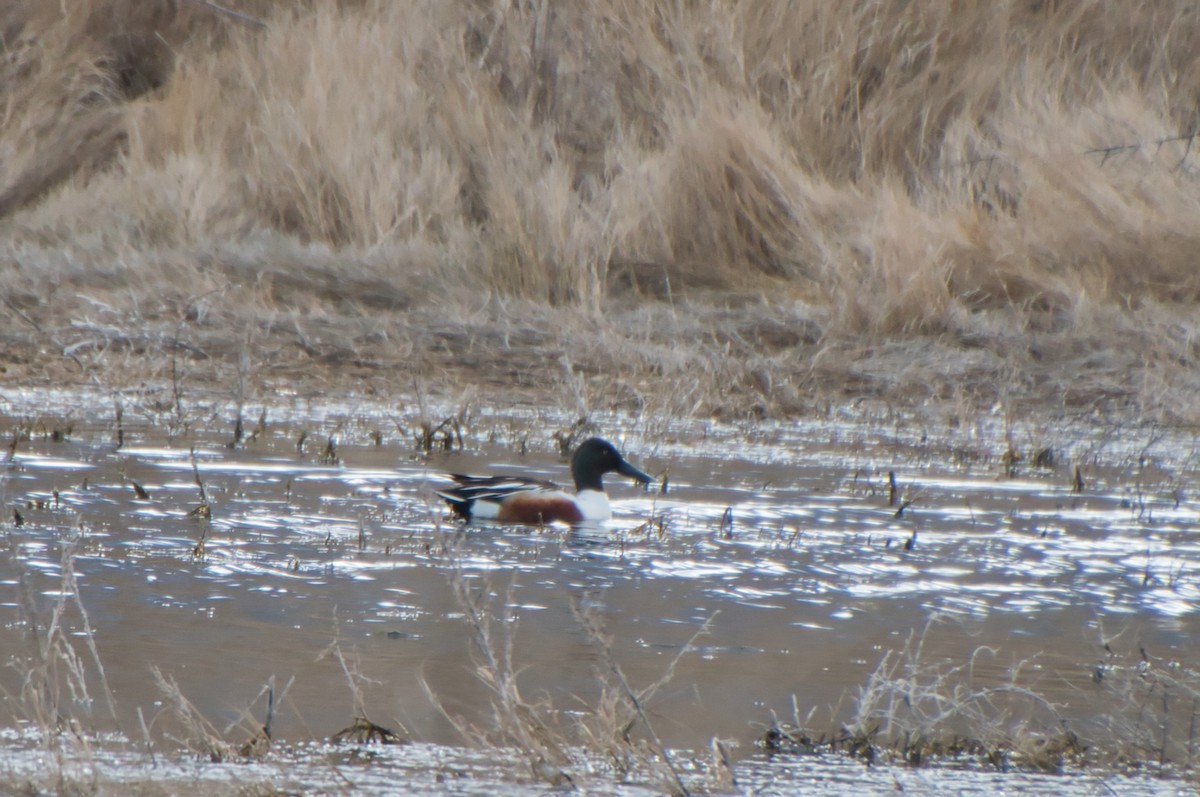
[3, 2, 1200, 793]
[2, 1, 1200, 418]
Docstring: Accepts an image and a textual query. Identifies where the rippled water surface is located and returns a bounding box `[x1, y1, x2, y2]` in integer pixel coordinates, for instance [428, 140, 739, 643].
[2, 387, 1198, 795]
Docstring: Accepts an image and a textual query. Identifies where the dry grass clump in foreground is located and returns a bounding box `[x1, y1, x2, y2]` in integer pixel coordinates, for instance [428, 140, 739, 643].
[422, 561, 724, 794]
[3, 1, 1200, 418]
[766, 621, 1200, 778]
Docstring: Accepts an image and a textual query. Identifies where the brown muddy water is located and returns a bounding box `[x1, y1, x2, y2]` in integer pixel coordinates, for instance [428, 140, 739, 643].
[1, 386, 1198, 796]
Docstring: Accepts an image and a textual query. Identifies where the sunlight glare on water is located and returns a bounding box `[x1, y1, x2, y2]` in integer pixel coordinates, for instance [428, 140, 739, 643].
[1, 387, 1199, 794]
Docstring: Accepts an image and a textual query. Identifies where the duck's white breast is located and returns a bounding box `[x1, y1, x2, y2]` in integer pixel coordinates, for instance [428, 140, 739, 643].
[574, 489, 612, 521]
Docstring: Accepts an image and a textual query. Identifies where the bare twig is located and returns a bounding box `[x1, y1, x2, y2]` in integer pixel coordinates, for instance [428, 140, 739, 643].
[179, 0, 267, 29]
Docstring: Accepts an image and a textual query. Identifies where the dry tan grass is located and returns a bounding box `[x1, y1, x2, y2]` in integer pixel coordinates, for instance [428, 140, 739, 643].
[769, 619, 1200, 775]
[3, 1, 1200, 418]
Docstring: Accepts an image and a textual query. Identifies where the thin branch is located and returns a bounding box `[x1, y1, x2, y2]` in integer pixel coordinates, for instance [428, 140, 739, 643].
[179, 0, 268, 29]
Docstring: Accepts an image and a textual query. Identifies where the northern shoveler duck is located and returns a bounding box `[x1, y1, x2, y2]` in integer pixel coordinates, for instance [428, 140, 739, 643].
[437, 437, 653, 524]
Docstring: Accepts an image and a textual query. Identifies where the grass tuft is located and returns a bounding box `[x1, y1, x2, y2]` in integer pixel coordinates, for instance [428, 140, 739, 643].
[768, 619, 1200, 775]
[423, 550, 722, 793]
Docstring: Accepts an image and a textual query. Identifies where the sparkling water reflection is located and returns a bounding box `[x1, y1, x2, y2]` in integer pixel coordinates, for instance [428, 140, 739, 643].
[2, 388, 1199, 793]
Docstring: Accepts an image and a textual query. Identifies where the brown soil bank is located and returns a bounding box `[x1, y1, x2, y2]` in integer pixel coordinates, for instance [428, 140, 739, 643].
[2, 1, 1199, 420]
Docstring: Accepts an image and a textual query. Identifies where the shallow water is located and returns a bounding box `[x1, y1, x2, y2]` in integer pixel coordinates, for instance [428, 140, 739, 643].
[1, 387, 1198, 794]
